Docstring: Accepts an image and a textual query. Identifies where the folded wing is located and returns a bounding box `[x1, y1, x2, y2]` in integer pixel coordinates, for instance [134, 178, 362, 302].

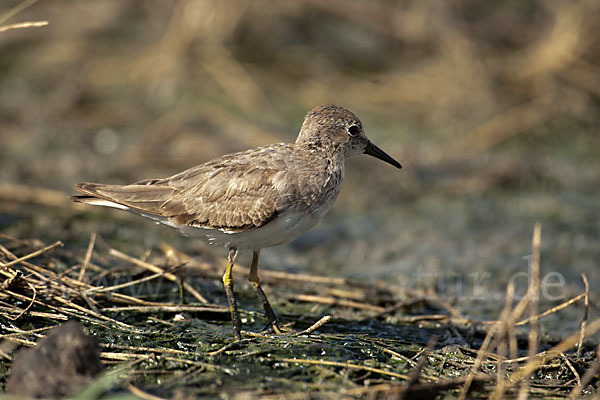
[73, 145, 301, 232]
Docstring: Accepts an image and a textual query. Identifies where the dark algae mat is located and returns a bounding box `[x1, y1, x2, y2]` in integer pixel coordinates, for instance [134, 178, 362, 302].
[0, 218, 597, 398]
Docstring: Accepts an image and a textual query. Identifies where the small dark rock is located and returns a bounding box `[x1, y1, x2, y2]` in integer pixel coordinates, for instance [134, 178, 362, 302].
[6, 320, 103, 398]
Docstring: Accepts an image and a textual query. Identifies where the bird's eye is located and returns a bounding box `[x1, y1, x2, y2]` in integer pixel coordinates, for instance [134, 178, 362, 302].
[347, 124, 360, 137]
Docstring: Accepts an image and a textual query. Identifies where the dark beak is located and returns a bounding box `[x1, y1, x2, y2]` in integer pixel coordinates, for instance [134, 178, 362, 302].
[364, 141, 402, 169]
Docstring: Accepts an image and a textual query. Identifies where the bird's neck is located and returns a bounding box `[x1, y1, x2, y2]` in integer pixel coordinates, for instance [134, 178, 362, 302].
[295, 141, 345, 177]
[296, 137, 343, 157]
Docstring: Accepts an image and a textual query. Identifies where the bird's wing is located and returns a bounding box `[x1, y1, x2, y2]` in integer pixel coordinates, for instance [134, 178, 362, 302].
[74, 144, 304, 232]
[73, 182, 177, 217]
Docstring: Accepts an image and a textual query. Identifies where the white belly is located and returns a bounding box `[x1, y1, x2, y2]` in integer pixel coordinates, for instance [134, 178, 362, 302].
[176, 199, 335, 250]
[175, 157, 344, 250]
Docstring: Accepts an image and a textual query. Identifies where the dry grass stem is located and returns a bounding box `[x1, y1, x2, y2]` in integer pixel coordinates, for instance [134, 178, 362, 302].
[0, 227, 595, 398]
[290, 293, 386, 312]
[576, 273, 589, 358]
[519, 223, 541, 399]
[77, 232, 96, 282]
[208, 339, 253, 357]
[561, 352, 581, 387]
[569, 345, 600, 399]
[283, 358, 413, 381]
[508, 317, 600, 386]
[101, 305, 227, 313]
[515, 292, 586, 326]
[0, 241, 63, 269]
[0, 20, 48, 32]
[189, 255, 349, 286]
[490, 282, 516, 400]
[292, 315, 332, 336]
[109, 248, 208, 304]
[399, 338, 437, 399]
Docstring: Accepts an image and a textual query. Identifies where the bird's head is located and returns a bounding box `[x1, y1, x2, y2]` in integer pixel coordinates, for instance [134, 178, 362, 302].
[296, 104, 402, 169]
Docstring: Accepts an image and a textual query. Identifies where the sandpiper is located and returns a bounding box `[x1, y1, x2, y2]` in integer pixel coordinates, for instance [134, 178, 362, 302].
[74, 104, 402, 340]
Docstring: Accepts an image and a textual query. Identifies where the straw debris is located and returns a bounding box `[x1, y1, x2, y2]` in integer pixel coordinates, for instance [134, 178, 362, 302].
[0, 224, 597, 398]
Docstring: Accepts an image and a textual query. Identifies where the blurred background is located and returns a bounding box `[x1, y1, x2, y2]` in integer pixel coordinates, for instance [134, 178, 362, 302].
[1, 0, 599, 325]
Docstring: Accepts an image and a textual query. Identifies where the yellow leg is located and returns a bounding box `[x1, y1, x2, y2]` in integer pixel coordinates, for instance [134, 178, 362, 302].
[248, 250, 282, 334]
[222, 247, 242, 341]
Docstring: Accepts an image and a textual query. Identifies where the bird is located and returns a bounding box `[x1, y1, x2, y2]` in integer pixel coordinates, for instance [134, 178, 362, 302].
[73, 104, 402, 340]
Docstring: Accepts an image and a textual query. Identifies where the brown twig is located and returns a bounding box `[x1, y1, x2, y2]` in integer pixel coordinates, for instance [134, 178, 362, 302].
[87, 270, 170, 294]
[290, 293, 385, 312]
[561, 352, 581, 387]
[77, 232, 96, 282]
[52, 295, 138, 331]
[185, 254, 350, 286]
[508, 317, 600, 386]
[8, 281, 36, 321]
[490, 282, 516, 400]
[515, 292, 586, 326]
[576, 273, 589, 358]
[519, 223, 541, 399]
[399, 338, 437, 399]
[460, 281, 525, 400]
[0, 241, 63, 269]
[109, 248, 209, 304]
[283, 358, 412, 380]
[344, 376, 492, 397]
[208, 339, 253, 356]
[101, 305, 227, 313]
[0, 21, 48, 33]
[568, 345, 600, 399]
[292, 315, 332, 336]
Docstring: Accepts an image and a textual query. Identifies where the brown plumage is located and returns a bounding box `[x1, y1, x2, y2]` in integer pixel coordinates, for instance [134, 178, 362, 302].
[73, 104, 402, 341]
